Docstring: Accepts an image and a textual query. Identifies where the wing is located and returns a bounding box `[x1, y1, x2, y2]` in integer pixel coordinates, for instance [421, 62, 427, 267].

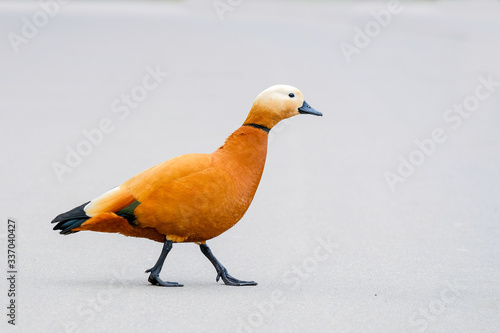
[121, 153, 212, 202]
[83, 153, 212, 217]
[83, 186, 137, 216]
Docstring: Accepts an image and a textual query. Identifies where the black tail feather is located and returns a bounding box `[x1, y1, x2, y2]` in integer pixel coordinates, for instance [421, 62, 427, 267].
[54, 218, 89, 235]
[52, 201, 91, 235]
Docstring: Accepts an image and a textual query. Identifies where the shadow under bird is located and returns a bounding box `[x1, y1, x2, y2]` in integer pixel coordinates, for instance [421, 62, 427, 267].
[52, 84, 322, 287]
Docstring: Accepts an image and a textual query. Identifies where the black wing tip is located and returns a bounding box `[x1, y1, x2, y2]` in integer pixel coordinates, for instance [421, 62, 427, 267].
[51, 201, 91, 234]
[51, 201, 90, 221]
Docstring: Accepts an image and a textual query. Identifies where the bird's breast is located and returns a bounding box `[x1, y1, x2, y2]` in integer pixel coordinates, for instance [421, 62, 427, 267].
[136, 126, 269, 242]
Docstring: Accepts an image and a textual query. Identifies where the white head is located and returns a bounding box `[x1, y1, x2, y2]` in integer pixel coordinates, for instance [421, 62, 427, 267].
[244, 84, 322, 129]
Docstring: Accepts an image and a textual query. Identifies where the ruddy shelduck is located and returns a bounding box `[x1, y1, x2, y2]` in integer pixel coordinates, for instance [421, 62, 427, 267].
[52, 84, 322, 287]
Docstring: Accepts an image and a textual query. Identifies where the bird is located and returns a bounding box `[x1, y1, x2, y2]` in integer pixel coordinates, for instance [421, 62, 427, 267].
[51, 84, 322, 287]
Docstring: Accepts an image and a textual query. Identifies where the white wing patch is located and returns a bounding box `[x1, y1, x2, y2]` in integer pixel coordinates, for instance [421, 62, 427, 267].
[84, 186, 124, 217]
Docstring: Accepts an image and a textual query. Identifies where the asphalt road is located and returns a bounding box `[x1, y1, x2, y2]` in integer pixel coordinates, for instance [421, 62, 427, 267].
[1, 1, 499, 332]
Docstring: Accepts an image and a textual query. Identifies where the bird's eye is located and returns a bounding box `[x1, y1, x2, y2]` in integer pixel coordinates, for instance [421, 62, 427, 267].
[289, 93, 295, 98]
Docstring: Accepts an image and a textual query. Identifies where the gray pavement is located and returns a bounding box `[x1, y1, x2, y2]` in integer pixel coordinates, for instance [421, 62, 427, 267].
[1, 1, 499, 332]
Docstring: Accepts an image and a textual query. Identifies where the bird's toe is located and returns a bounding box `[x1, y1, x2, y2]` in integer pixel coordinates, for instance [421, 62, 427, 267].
[148, 274, 183, 287]
[218, 271, 257, 286]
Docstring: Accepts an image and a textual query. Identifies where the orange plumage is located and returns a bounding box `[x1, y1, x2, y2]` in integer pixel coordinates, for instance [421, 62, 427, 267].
[52, 84, 321, 287]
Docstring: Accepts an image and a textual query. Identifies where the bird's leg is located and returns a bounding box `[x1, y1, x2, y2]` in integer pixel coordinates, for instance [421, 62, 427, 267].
[199, 243, 257, 286]
[145, 240, 183, 287]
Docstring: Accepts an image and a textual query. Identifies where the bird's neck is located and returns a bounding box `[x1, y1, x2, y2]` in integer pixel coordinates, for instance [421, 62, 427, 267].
[243, 104, 281, 129]
[213, 125, 268, 189]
